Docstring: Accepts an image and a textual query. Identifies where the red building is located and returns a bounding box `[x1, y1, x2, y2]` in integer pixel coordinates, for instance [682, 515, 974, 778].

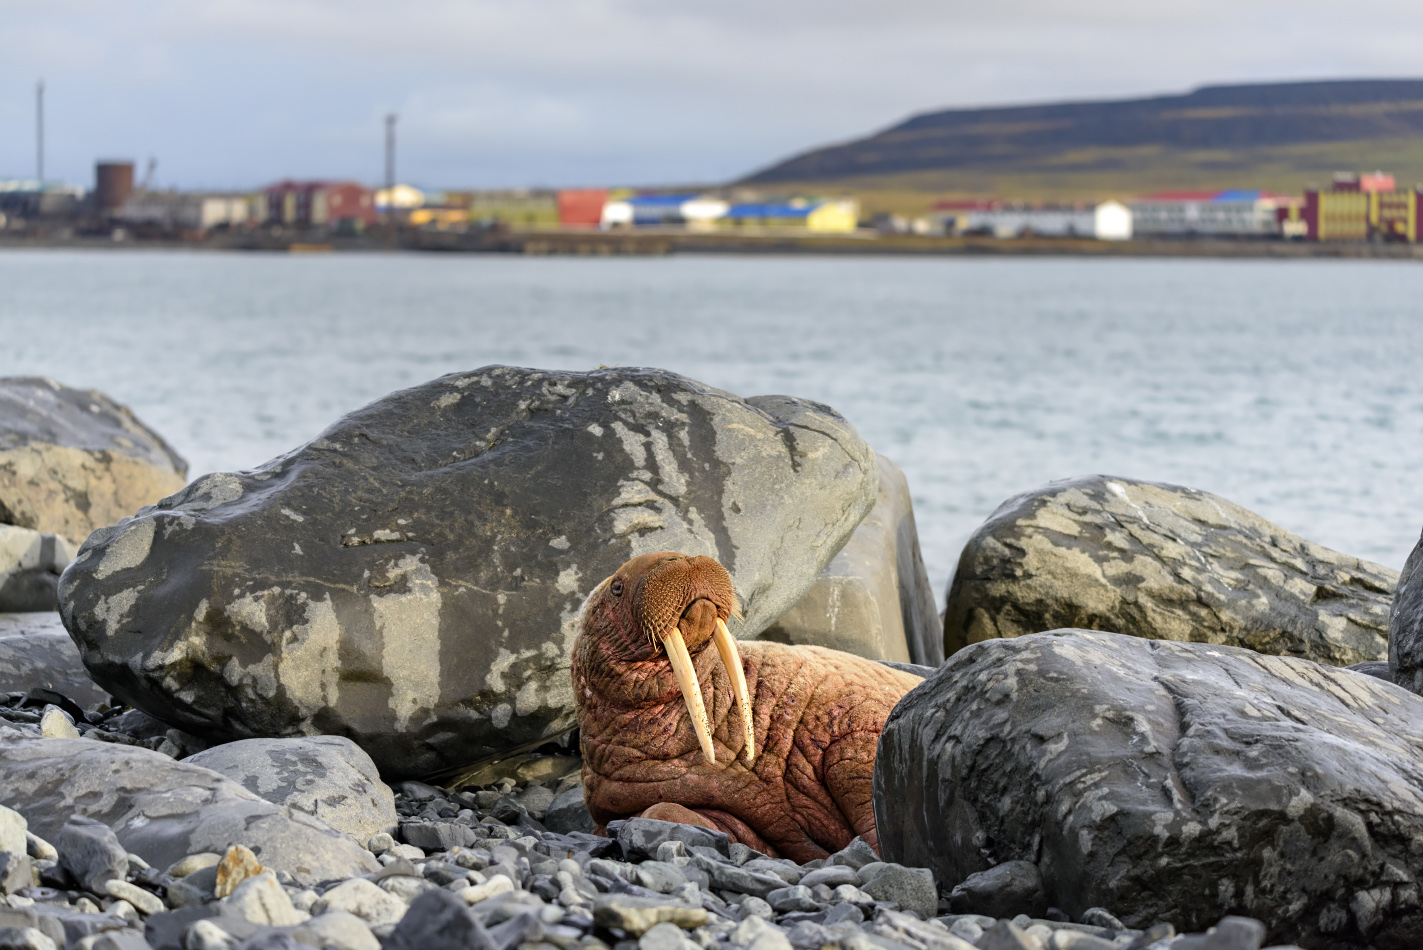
[557, 189, 608, 228]
[260, 181, 376, 229]
[1297, 171, 1421, 242]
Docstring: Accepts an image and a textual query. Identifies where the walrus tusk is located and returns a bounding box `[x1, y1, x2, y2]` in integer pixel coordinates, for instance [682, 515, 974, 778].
[714, 618, 756, 766]
[662, 628, 716, 765]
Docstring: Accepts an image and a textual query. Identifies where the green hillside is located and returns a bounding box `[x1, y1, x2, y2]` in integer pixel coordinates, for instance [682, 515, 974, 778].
[740, 80, 1423, 210]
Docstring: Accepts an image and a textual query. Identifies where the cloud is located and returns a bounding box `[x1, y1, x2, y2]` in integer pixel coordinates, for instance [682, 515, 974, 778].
[2, 0, 1421, 189]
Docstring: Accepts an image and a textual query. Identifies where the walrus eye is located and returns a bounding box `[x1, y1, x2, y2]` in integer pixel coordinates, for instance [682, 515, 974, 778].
[611, 579, 624, 597]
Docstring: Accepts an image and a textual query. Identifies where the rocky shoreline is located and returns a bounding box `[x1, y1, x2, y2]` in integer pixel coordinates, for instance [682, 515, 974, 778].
[0, 722, 1287, 950]
[3, 370, 1422, 950]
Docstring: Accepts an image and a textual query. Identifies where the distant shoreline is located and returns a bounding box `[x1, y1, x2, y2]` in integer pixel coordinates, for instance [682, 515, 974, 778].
[3, 229, 1422, 260]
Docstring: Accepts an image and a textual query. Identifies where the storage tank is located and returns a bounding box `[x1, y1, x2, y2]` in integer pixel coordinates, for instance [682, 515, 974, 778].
[95, 161, 135, 214]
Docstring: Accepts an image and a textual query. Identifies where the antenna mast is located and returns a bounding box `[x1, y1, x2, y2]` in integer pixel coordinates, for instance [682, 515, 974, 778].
[385, 114, 397, 191]
[36, 80, 44, 181]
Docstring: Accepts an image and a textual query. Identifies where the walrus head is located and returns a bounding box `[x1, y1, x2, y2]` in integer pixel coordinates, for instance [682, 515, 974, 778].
[578, 552, 756, 766]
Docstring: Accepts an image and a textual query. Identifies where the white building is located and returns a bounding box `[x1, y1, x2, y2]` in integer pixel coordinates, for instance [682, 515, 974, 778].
[119, 193, 252, 231]
[1129, 190, 1296, 237]
[934, 200, 1131, 240]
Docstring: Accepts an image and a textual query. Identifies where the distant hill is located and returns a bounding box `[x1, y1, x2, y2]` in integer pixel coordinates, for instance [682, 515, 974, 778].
[740, 80, 1423, 207]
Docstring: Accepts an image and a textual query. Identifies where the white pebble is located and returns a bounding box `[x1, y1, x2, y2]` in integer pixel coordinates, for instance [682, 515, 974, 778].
[39, 707, 79, 739]
[183, 919, 235, 950]
[1, 927, 55, 950]
[460, 875, 515, 906]
[312, 877, 407, 929]
[227, 872, 307, 926]
[106, 879, 164, 916]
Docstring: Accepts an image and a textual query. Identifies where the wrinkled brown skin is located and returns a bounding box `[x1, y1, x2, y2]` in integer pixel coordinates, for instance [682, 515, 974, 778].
[572, 552, 921, 862]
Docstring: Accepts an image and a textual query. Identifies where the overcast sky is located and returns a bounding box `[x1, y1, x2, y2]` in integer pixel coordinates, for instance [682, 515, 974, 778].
[3, 0, 1422, 191]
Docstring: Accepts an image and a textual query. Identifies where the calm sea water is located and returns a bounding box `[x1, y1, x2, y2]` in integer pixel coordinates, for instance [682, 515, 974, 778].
[3, 249, 1423, 595]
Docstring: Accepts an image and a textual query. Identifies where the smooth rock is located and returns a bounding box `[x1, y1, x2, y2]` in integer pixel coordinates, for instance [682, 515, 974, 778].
[947, 861, 1045, 919]
[1391, 530, 1423, 694]
[213, 846, 262, 899]
[1078, 907, 1123, 930]
[312, 878, 406, 929]
[59, 367, 877, 777]
[593, 895, 708, 935]
[184, 737, 396, 843]
[180, 919, 233, 950]
[0, 805, 26, 855]
[859, 864, 936, 919]
[822, 838, 878, 871]
[0, 527, 76, 612]
[166, 855, 221, 880]
[744, 930, 791, 950]
[0, 851, 32, 895]
[76, 932, 151, 950]
[382, 889, 493, 950]
[0, 377, 187, 546]
[167, 868, 217, 909]
[638, 921, 697, 950]
[766, 886, 818, 914]
[226, 873, 304, 927]
[293, 910, 378, 950]
[516, 785, 555, 821]
[1048, 932, 1117, 950]
[942, 476, 1396, 665]
[796, 866, 857, 890]
[59, 816, 130, 894]
[458, 875, 514, 906]
[689, 854, 784, 899]
[632, 862, 688, 895]
[875, 629, 1423, 945]
[735, 897, 773, 922]
[1344, 660, 1393, 684]
[617, 818, 731, 861]
[976, 920, 1034, 950]
[1173, 916, 1267, 950]
[106, 881, 164, 916]
[759, 455, 943, 666]
[544, 784, 597, 836]
[0, 928, 57, 950]
[38, 706, 78, 739]
[0, 612, 109, 707]
[0, 736, 378, 884]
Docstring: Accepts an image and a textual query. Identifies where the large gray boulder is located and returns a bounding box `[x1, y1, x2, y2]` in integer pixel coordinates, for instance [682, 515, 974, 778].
[58, 366, 877, 777]
[0, 525, 76, 612]
[759, 455, 943, 666]
[875, 630, 1423, 949]
[0, 377, 187, 547]
[1389, 530, 1423, 695]
[0, 731, 379, 883]
[184, 737, 397, 842]
[0, 612, 107, 706]
[942, 475, 1395, 666]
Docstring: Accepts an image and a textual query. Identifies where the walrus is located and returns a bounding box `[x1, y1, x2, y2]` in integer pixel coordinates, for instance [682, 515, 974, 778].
[572, 551, 922, 861]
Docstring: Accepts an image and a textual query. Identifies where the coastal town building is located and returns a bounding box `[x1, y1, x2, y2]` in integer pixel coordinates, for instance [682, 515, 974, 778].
[257, 181, 376, 229]
[456, 190, 559, 229]
[932, 200, 1131, 240]
[118, 193, 253, 232]
[1298, 171, 1422, 242]
[0, 179, 85, 225]
[598, 194, 859, 233]
[557, 190, 609, 228]
[1129, 190, 1298, 237]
